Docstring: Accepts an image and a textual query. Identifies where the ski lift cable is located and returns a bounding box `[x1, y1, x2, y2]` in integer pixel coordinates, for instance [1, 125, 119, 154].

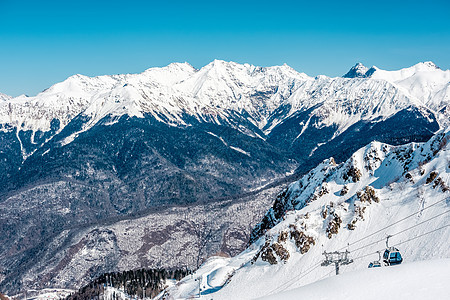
[264, 209, 449, 297]
[271, 261, 322, 292]
[264, 221, 449, 297]
[387, 209, 450, 239]
[281, 262, 322, 290]
[392, 223, 450, 248]
[275, 217, 449, 295]
[265, 261, 322, 296]
[337, 198, 449, 251]
[352, 223, 450, 262]
[349, 209, 450, 253]
[352, 250, 379, 262]
[317, 269, 335, 282]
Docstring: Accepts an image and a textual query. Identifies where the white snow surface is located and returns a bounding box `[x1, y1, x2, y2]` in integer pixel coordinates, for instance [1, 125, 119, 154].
[103, 286, 131, 300]
[259, 258, 450, 300]
[0, 60, 448, 138]
[158, 129, 450, 299]
[10, 288, 74, 300]
[0, 92, 12, 102]
[370, 61, 450, 120]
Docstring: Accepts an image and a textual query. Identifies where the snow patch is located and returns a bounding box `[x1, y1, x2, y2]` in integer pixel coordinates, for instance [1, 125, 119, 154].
[230, 146, 251, 156]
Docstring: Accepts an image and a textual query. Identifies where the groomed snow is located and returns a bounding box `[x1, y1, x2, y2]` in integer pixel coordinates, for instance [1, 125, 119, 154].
[259, 259, 450, 300]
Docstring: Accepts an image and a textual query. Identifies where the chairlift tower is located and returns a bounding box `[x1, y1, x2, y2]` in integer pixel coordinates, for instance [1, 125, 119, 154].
[321, 250, 353, 275]
[194, 277, 202, 298]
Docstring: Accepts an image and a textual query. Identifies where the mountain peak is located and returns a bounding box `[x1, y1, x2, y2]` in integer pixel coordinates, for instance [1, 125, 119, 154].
[165, 62, 196, 71]
[143, 62, 197, 74]
[206, 59, 244, 69]
[343, 62, 370, 78]
[415, 61, 440, 70]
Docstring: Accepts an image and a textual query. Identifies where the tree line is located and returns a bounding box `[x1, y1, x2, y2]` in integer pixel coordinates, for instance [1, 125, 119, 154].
[67, 267, 191, 300]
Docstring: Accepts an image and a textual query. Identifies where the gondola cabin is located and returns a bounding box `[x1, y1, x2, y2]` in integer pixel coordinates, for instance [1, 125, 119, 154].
[368, 261, 381, 268]
[368, 250, 382, 268]
[383, 247, 403, 266]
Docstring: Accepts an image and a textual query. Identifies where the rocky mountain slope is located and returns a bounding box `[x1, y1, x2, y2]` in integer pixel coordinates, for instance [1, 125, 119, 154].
[159, 129, 450, 299]
[0, 61, 448, 293]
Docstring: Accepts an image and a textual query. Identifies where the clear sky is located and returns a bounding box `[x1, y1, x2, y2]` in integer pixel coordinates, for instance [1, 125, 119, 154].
[0, 0, 449, 96]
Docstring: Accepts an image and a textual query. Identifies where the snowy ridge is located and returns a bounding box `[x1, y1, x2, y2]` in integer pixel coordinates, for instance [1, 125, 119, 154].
[0, 61, 447, 137]
[0, 92, 11, 102]
[0, 60, 305, 133]
[342, 61, 450, 120]
[370, 61, 450, 120]
[158, 129, 450, 299]
[273, 76, 425, 137]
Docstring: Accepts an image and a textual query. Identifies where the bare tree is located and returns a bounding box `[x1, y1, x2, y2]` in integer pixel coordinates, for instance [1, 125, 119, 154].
[190, 220, 214, 269]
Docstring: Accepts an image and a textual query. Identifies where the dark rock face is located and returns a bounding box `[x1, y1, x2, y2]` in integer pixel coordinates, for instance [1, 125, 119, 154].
[342, 63, 377, 79]
[0, 128, 22, 187]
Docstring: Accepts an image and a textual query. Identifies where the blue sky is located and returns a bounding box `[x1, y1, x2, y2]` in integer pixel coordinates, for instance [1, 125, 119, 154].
[0, 0, 449, 96]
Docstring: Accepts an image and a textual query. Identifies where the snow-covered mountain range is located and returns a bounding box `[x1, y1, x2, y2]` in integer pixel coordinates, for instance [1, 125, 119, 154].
[1, 60, 448, 135]
[1, 60, 447, 181]
[159, 128, 450, 299]
[0, 60, 448, 294]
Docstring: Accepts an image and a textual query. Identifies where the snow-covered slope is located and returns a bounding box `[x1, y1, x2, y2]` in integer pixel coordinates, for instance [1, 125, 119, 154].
[0, 92, 11, 102]
[372, 62, 450, 120]
[1, 60, 447, 135]
[259, 259, 450, 300]
[343, 61, 450, 124]
[159, 129, 450, 299]
[9, 289, 73, 300]
[268, 75, 424, 135]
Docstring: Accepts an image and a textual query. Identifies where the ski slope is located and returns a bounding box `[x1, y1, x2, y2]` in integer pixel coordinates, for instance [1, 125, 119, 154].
[259, 259, 450, 300]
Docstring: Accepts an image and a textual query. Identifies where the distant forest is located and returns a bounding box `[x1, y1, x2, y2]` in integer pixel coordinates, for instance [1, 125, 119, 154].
[67, 268, 191, 300]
